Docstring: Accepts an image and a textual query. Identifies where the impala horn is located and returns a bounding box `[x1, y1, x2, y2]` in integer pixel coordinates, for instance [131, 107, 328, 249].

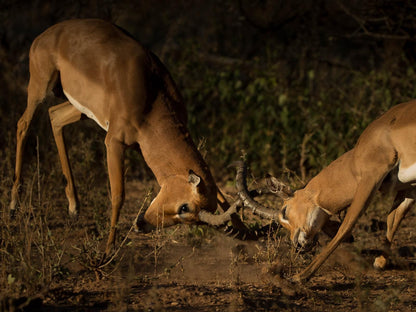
[198, 200, 239, 226]
[234, 160, 293, 220]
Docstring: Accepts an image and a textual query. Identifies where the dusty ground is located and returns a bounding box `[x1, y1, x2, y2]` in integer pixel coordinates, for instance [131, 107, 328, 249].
[2, 179, 416, 311]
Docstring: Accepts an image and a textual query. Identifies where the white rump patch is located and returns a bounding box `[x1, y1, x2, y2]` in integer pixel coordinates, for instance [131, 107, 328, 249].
[63, 90, 109, 131]
[398, 162, 416, 183]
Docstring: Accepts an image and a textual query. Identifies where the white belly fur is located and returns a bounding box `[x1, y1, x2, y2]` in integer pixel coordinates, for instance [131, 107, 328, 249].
[398, 162, 416, 183]
[63, 90, 109, 131]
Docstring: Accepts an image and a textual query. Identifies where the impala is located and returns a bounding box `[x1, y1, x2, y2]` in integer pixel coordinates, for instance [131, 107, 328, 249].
[10, 19, 239, 255]
[237, 100, 416, 282]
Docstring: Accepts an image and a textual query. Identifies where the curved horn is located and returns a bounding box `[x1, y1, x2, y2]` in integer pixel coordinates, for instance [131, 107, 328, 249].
[198, 161, 291, 226]
[234, 160, 285, 220]
[198, 200, 239, 226]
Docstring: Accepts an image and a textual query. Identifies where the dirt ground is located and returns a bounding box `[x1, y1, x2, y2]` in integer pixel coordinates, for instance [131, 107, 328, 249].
[3, 179, 416, 312]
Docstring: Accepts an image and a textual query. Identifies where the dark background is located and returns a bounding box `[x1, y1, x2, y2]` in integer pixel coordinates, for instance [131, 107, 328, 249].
[2, 0, 416, 187]
[2, 2, 416, 310]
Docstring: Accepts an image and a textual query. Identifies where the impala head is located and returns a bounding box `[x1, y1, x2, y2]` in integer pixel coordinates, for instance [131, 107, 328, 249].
[143, 171, 217, 228]
[277, 191, 328, 251]
[235, 160, 329, 251]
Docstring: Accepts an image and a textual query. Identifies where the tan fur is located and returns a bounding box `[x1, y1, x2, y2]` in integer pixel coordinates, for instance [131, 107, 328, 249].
[279, 100, 416, 281]
[10, 19, 220, 254]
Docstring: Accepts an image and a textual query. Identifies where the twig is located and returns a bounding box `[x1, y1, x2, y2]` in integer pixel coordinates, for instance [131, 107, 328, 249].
[143, 226, 180, 259]
[36, 136, 41, 207]
[337, 0, 413, 41]
[299, 132, 313, 183]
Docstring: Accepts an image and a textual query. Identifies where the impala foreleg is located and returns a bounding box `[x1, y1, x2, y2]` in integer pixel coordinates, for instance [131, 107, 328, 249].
[293, 178, 380, 282]
[11, 112, 33, 212]
[104, 135, 126, 255]
[11, 77, 50, 213]
[49, 101, 83, 216]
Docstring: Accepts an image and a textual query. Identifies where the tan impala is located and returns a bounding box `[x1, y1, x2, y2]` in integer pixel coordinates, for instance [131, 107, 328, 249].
[237, 100, 416, 282]
[10, 19, 239, 255]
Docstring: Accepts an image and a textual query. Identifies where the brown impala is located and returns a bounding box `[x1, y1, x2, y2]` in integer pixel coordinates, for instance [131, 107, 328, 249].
[10, 19, 239, 255]
[238, 100, 416, 282]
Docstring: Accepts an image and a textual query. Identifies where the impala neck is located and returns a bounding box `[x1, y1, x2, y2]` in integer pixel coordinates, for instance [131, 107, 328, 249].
[305, 150, 358, 214]
[138, 94, 216, 191]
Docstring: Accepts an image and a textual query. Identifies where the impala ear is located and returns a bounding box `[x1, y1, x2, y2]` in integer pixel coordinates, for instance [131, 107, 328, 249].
[188, 170, 201, 188]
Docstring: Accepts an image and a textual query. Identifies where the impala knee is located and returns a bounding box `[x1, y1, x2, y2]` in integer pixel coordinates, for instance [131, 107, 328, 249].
[48, 107, 61, 130]
[16, 118, 29, 139]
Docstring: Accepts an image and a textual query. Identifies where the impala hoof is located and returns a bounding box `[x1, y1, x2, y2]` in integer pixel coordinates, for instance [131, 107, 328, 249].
[68, 209, 79, 220]
[9, 199, 18, 218]
[373, 255, 387, 270]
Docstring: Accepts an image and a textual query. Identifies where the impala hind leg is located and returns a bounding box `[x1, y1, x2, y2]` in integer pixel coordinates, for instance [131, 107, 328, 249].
[104, 135, 126, 255]
[10, 73, 57, 213]
[48, 101, 83, 216]
[386, 194, 414, 243]
[374, 192, 415, 269]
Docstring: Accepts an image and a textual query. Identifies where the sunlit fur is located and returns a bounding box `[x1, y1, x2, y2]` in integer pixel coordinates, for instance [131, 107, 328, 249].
[144, 174, 214, 227]
[10, 19, 220, 255]
[276, 100, 416, 282]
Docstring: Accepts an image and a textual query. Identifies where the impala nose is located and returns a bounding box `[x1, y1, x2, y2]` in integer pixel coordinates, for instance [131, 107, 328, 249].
[296, 231, 317, 252]
[134, 213, 155, 233]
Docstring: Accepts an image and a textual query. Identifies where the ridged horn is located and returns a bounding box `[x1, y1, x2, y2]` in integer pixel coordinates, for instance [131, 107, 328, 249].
[198, 200, 239, 226]
[234, 160, 286, 220]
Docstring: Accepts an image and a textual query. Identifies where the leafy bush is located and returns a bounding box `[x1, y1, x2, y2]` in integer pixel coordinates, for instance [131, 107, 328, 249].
[166, 42, 416, 181]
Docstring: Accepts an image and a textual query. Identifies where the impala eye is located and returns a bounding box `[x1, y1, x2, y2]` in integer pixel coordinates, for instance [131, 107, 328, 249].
[178, 204, 190, 214]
